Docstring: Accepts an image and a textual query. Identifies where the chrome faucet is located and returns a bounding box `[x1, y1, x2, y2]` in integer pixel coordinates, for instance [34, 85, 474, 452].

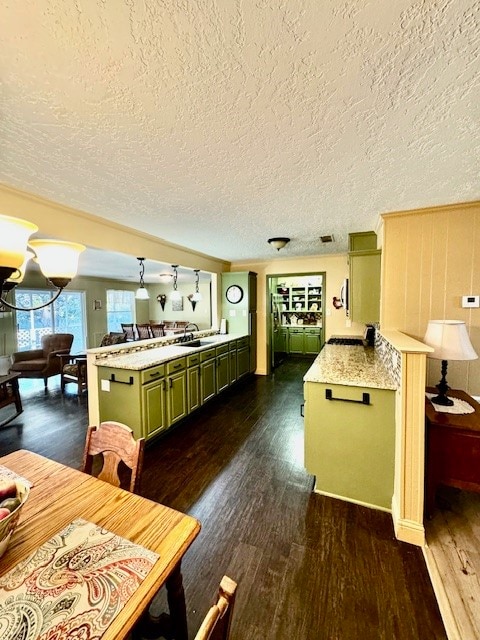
[182, 322, 199, 342]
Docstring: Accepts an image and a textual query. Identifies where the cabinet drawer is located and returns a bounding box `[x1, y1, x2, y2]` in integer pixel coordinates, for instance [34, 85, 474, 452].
[187, 353, 200, 367]
[216, 344, 229, 356]
[289, 327, 303, 334]
[140, 364, 165, 385]
[200, 348, 216, 362]
[229, 340, 237, 351]
[166, 358, 186, 374]
[236, 337, 249, 349]
[304, 327, 320, 335]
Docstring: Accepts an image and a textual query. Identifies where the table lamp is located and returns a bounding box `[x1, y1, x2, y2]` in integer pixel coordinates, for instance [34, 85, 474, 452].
[423, 320, 478, 406]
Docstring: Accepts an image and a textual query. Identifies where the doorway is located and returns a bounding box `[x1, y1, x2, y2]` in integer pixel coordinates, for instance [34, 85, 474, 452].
[267, 272, 326, 373]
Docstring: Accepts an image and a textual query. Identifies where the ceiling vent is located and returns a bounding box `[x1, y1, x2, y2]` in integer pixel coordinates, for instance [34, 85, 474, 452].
[320, 235, 334, 243]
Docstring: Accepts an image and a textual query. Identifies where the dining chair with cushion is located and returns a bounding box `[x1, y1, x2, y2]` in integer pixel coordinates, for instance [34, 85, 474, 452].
[81, 420, 145, 494]
[135, 323, 153, 340]
[194, 576, 237, 640]
[10, 333, 74, 389]
[60, 333, 126, 395]
[121, 323, 136, 341]
[150, 323, 165, 338]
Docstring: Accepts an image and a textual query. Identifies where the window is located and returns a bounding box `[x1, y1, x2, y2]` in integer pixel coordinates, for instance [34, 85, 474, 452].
[14, 290, 86, 353]
[106, 290, 135, 333]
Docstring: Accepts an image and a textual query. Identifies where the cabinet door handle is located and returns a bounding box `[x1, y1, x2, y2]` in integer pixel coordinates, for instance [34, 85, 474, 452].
[325, 389, 370, 405]
[109, 374, 134, 385]
[169, 378, 173, 388]
[300, 403, 304, 417]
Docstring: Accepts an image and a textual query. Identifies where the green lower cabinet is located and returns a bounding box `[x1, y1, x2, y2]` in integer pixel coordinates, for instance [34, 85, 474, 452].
[288, 328, 304, 354]
[166, 369, 187, 426]
[187, 365, 201, 413]
[200, 358, 216, 404]
[142, 378, 167, 438]
[304, 328, 322, 355]
[304, 381, 395, 510]
[229, 347, 237, 384]
[216, 346, 230, 393]
[237, 346, 249, 378]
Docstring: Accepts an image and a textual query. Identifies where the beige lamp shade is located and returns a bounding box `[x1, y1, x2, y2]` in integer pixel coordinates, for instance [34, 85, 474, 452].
[0, 214, 38, 269]
[423, 320, 478, 361]
[29, 239, 85, 280]
[6, 250, 35, 285]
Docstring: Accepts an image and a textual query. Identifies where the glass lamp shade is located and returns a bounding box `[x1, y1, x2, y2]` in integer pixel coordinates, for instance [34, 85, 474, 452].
[29, 239, 85, 280]
[135, 286, 150, 300]
[170, 289, 182, 301]
[191, 291, 202, 302]
[6, 250, 35, 285]
[423, 320, 478, 361]
[0, 214, 38, 269]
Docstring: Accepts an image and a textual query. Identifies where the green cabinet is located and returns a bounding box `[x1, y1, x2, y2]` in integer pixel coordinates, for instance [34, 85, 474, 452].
[216, 344, 230, 394]
[229, 341, 237, 384]
[187, 353, 201, 414]
[221, 271, 257, 373]
[237, 337, 250, 379]
[200, 348, 216, 404]
[288, 328, 305, 354]
[348, 232, 381, 324]
[304, 381, 395, 510]
[304, 327, 322, 355]
[166, 358, 187, 426]
[287, 327, 322, 355]
[142, 377, 167, 439]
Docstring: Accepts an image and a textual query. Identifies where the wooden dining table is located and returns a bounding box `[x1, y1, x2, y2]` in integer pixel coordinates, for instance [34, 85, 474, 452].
[0, 449, 201, 640]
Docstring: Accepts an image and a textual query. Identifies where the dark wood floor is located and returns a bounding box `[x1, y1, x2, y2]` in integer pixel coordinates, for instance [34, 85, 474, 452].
[0, 360, 446, 639]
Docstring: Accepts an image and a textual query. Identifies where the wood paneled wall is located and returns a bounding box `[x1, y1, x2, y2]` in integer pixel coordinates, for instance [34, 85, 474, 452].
[381, 201, 480, 396]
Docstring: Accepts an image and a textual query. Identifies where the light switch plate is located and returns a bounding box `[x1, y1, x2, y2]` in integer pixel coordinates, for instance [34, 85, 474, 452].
[462, 295, 480, 308]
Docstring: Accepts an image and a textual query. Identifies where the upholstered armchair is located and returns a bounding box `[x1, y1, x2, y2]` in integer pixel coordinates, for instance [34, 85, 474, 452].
[10, 333, 74, 388]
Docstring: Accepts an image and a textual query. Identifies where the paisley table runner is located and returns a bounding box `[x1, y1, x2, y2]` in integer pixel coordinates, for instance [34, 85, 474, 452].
[0, 518, 159, 639]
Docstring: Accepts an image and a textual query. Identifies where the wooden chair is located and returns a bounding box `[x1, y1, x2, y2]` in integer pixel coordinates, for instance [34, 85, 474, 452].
[194, 576, 237, 640]
[136, 323, 153, 340]
[150, 323, 165, 338]
[121, 323, 136, 341]
[81, 421, 145, 494]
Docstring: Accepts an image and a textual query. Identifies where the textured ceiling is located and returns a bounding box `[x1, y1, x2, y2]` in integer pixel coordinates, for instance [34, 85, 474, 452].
[1, 0, 479, 266]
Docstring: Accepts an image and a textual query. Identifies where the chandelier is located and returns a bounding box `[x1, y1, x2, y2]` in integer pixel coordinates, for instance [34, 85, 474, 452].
[0, 214, 85, 311]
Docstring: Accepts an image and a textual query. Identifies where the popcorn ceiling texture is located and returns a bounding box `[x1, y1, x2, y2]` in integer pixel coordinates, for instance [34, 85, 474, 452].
[0, 1, 478, 262]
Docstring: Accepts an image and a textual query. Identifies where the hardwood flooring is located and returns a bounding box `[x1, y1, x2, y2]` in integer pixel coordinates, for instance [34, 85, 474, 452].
[425, 487, 480, 640]
[0, 360, 446, 639]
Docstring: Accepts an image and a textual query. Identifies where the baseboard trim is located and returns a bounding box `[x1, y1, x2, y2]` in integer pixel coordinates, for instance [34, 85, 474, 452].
[313, 488, 392, 513]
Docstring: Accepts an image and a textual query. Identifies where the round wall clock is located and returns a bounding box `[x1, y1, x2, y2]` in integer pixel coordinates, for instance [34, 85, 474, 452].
[226, 285, 244, 304]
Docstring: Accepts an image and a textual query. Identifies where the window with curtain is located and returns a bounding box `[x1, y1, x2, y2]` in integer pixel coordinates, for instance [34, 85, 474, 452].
[14, 290, 86, 353]
[106, 290, 135, 333]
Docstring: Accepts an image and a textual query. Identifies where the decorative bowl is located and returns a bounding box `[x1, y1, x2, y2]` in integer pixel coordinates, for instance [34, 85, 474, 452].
[0, 477, 30, 558]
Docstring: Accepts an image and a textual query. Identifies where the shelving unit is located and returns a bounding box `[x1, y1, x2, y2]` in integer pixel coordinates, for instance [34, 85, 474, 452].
[276, 285, 322, 313]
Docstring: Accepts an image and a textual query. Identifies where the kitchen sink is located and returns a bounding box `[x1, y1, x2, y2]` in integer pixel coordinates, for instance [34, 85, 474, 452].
[174, 340, 216, 348]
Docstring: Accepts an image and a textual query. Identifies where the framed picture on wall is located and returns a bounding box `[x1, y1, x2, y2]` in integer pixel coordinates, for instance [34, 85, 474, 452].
[172, 297, 183, 312]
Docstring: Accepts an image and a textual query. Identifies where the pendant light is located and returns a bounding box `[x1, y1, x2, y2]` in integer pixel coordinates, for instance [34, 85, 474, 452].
[170, 265, 182, 301]
[191, 270, 202, 302]
[135, 257, 149, 300]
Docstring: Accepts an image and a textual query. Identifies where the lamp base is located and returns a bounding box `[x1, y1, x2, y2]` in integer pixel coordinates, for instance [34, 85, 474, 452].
[430, 393, 454, 407]
[432, 359, 454, 406]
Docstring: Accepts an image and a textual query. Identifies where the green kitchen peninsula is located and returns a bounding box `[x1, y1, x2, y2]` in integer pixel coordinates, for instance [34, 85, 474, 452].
[303, 341, 397, 511]
[87, 332, 251, 442]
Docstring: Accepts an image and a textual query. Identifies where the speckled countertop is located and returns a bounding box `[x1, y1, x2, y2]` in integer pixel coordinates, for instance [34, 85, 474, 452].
[93, 333, 246, 371]
[303, 344, 397, 390]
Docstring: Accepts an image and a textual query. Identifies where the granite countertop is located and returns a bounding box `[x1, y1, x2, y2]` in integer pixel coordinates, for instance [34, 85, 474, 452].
[303, 344, 397, 390]
[92, 333, 245, 371]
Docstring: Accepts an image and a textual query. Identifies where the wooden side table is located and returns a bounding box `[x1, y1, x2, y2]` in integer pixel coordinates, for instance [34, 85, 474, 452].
[425, 388, 480, 518]
[0, 371, 23, 428]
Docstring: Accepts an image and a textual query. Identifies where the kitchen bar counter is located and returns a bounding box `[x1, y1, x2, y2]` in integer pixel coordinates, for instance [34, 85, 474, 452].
[303, 343, 397, 390]
[91, 333, 246, 371]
